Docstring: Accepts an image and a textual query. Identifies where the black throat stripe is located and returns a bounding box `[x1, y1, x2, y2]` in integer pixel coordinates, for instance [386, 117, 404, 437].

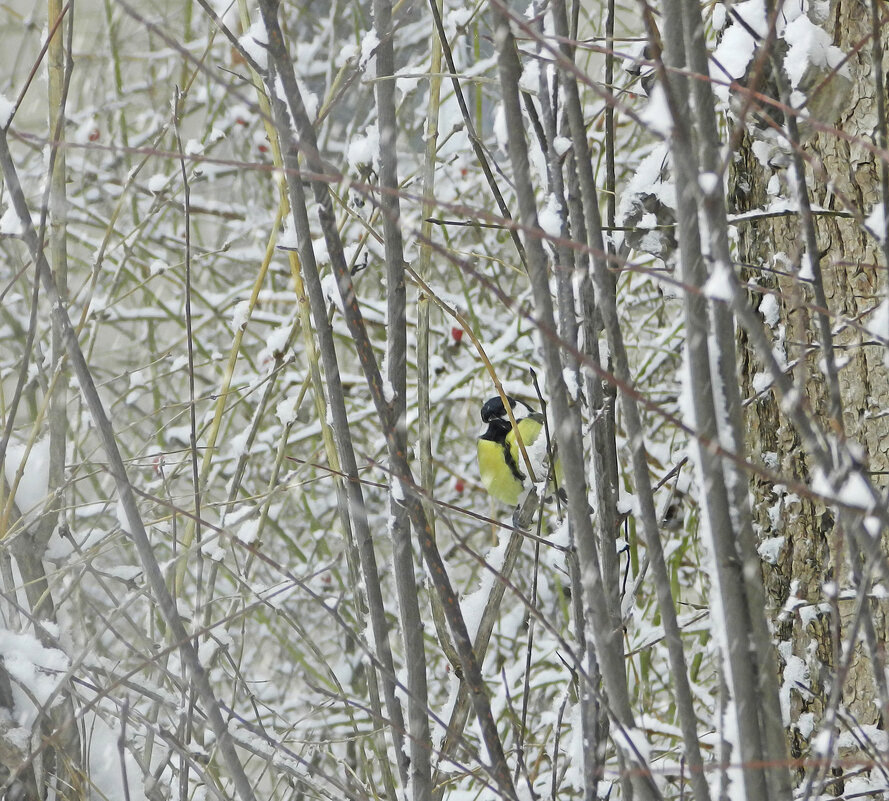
[482, 418, 525, 481]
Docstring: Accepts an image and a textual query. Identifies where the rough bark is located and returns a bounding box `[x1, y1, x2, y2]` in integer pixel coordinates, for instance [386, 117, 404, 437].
[733, 0, 889, 784]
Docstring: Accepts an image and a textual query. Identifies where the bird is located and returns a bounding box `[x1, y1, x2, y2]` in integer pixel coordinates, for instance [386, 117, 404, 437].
[477, 394, 559, 506]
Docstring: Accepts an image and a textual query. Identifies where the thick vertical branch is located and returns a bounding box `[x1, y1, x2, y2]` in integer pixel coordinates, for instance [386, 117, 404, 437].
[532, 11, 614, 795]
[258, 4, 516, 795]
[676, 0, 792, 794]
[487, 6, 661, 799]
[259, 81, 412, 797]
[14, 3, 83, 796]
[653, 1, 770, 796]
[523, 2, 712, 799]
[870, 0, 889, 281]
[44, 0, 69, 557]
[416, 0, 459, 703]
[372, 0, 433, 797]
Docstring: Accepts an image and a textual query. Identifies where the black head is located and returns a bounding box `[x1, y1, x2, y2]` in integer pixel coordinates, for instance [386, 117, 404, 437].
[479, 416, 513, 443]
[480, 395, 515, 423]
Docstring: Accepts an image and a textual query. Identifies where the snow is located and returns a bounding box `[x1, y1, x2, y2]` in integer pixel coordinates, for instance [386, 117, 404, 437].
[4, 437, 50, 516]
[783, 14, 849, 89]
[276, 395, 299, 426]
[197, 637, 218, 664]
[703, 261, 734, 301]
[810, 468, 832, 499]
[563, 367, 580, 400]
[394, 65, 421, 103]
[83, 712, 148, 801]
[553, 136, 571, 156]
[865, 515, 882, 538]
[812, 726, 833, 756]
[320, 272, 345, 312]
[116, 497, 133, 534]
[616, 142, 676, 255]
[147, 173, 168, 193]
[0, 629, 70, 717]
[236, 517, 261, 545]
[797, 253, 815, 281]
[698, 172, 720, 195]
[638, 212, 657, 229]
[846, 773, 889, 797]
[359, 29, 379, 67]
[519, 59, 539, 94]
[712, 0, 766, 100]
[615, 726, 652, 770]
[0, 93, 14, 127]
[201, 534, 226, 561]
[797, 711, 815, 739]
[311, 236, 329, 265]
[865, 203, 887, 243]
[0, 204, 23, 235]
[758, 293, 780, 328]
[811, 468, 875, 509]
[493, 104, 507, 150]
[639, 84, 672, 137]
[347, 123, 379, 172]
[262, 323, 292, 359]
[461, 532, 510, 640]
[838, 471, 875, 510]
[538, 193, 563, 237]
[279, 215, 299, 249]
[227, 429, 250, 459]
[231, 299, 251, 331]
[239, 20, 269, 69]
[445, 6, 474, 35]
[677, 344, 696, 426]
[275, 74, 317, 123]
[102, 565, 143, 583]
[757, 536, 785, 564]
[751, 139, 775, 168]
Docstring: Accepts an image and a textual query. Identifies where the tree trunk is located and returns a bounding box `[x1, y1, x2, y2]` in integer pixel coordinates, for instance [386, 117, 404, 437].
[733, 0, 889, 787]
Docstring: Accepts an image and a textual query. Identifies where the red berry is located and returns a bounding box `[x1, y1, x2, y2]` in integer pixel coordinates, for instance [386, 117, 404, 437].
[88, 128, 100, 142]
[451, 326, 463, 343]
[455, 478, 465, 493]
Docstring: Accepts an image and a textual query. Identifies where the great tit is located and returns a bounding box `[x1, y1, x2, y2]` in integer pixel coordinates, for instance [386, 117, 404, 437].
[477, 395, 558, 506]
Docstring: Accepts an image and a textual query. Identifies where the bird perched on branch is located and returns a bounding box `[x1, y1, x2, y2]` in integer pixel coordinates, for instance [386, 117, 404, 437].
[477, 395, 561, 506]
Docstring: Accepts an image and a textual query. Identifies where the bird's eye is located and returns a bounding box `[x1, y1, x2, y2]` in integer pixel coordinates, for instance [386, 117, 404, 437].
[480, 396, 505, 422]
[480, 395, 521, 422]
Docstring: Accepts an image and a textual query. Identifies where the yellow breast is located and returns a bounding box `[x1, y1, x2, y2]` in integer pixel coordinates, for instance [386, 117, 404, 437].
[477, 416, 544, 506]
